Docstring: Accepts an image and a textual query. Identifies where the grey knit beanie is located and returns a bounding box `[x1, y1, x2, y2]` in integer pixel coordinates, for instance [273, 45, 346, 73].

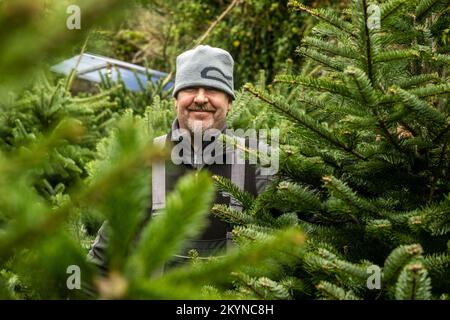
[172, 45, 235, 99]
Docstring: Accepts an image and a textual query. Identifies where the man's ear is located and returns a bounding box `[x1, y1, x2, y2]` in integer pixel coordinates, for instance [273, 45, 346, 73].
[227, 95, 233, 113]
[227, 101, 232, 115]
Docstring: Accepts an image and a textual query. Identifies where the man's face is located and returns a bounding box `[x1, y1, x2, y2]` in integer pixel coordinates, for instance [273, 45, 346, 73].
[175, 86, 232, 134]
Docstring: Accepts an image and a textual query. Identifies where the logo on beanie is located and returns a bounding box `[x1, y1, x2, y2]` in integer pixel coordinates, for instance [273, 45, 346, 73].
[200, 67, 233, 91]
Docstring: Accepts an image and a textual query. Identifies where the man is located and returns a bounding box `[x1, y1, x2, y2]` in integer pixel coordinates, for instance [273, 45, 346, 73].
[88, 45, 274, 273]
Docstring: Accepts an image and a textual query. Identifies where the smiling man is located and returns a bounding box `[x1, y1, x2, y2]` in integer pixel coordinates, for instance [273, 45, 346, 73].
[88, 45, 275, 275]
[176, 86, 230, 133]
[173, 45, 234, 135]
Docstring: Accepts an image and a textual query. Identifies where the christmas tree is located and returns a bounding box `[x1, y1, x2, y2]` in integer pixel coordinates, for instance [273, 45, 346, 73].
[1, 0, 449, 300]
[219, 0, 450, 299]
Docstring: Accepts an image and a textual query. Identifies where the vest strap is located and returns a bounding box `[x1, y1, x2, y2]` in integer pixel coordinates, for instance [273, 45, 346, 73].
[227, 136, 246, 250]
[152, 134, 167, 216]
[151, 134, 246, 254]
[229, 136, 246, 212]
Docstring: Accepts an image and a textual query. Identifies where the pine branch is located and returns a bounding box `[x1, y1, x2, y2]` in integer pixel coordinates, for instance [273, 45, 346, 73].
[156, 228, 305, 288]
[301, 36, 358, 60]
[305, 247, 370, 284]
[232, 225, 277, 242]
[380, 0, 407, 22]
[423, 253, 450, 277]
[375, 49, 420, 63]
[316, 281, 361, 300]
[361, 0, 375, 82]
[244, 83, 367, 161]
[409, 83, 450, 98]
[433, 122, 450, 145]
[275, 181, 325, 214]
[69, 85, 122, 104]
[384, 209, 419, 225]
[0, 120, 161, 265]
[390, 86, 447, 128]
[212, 175, 254, 210]
[273, 213, 299, 229]
[415, 0, 448, 22]
[365, 219, 393, 237]
[129, 278, 232, 299]
[232, 272, 292, 300]
[410, 196, 450, 236]
[432, 53, 450, 66]
[245, 191, 279, 222]
[296, 47, 345, 71]
[274, 74, 354, 99]
[370, 107, 414, 157]
[296, 94, 330, 114]
[394, 262, 432, 300]
[396, 73, 440, 89]
[217, 134, 276, 177]
[288, 1, 354, 36]
[211, 204, 257, 226]
[380, 83, 450, 104]
[322, 175, 381, 219]
[125, 171, 214, 279]
[344, 66, 379, 107]
[383, 244, 424, 284]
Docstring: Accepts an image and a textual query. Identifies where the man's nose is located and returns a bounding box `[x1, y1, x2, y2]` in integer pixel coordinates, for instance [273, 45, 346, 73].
[193, 88, 208, 104]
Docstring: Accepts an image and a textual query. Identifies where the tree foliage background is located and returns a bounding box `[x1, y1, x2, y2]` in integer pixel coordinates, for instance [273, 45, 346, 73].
[0, 0, 449, 300]
[87, 0, 349, 87]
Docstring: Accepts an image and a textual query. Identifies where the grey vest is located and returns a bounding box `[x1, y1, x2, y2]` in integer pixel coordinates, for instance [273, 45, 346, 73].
[151, 133, 246, 275]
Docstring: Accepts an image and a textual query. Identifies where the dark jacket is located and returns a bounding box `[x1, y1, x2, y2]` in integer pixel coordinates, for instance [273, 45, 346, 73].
[87, 119, 274, 272]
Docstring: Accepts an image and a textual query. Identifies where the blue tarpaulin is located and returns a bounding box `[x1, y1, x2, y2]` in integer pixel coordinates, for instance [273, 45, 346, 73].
[51, 53, 173, 92]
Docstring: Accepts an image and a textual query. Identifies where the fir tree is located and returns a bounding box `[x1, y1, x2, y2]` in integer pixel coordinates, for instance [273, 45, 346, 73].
[218, 0, 450, 299]
[1, 0, 449, 301]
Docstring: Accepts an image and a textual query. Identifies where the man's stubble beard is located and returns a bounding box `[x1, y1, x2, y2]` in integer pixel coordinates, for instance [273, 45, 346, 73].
[186, 117, 214, 135]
